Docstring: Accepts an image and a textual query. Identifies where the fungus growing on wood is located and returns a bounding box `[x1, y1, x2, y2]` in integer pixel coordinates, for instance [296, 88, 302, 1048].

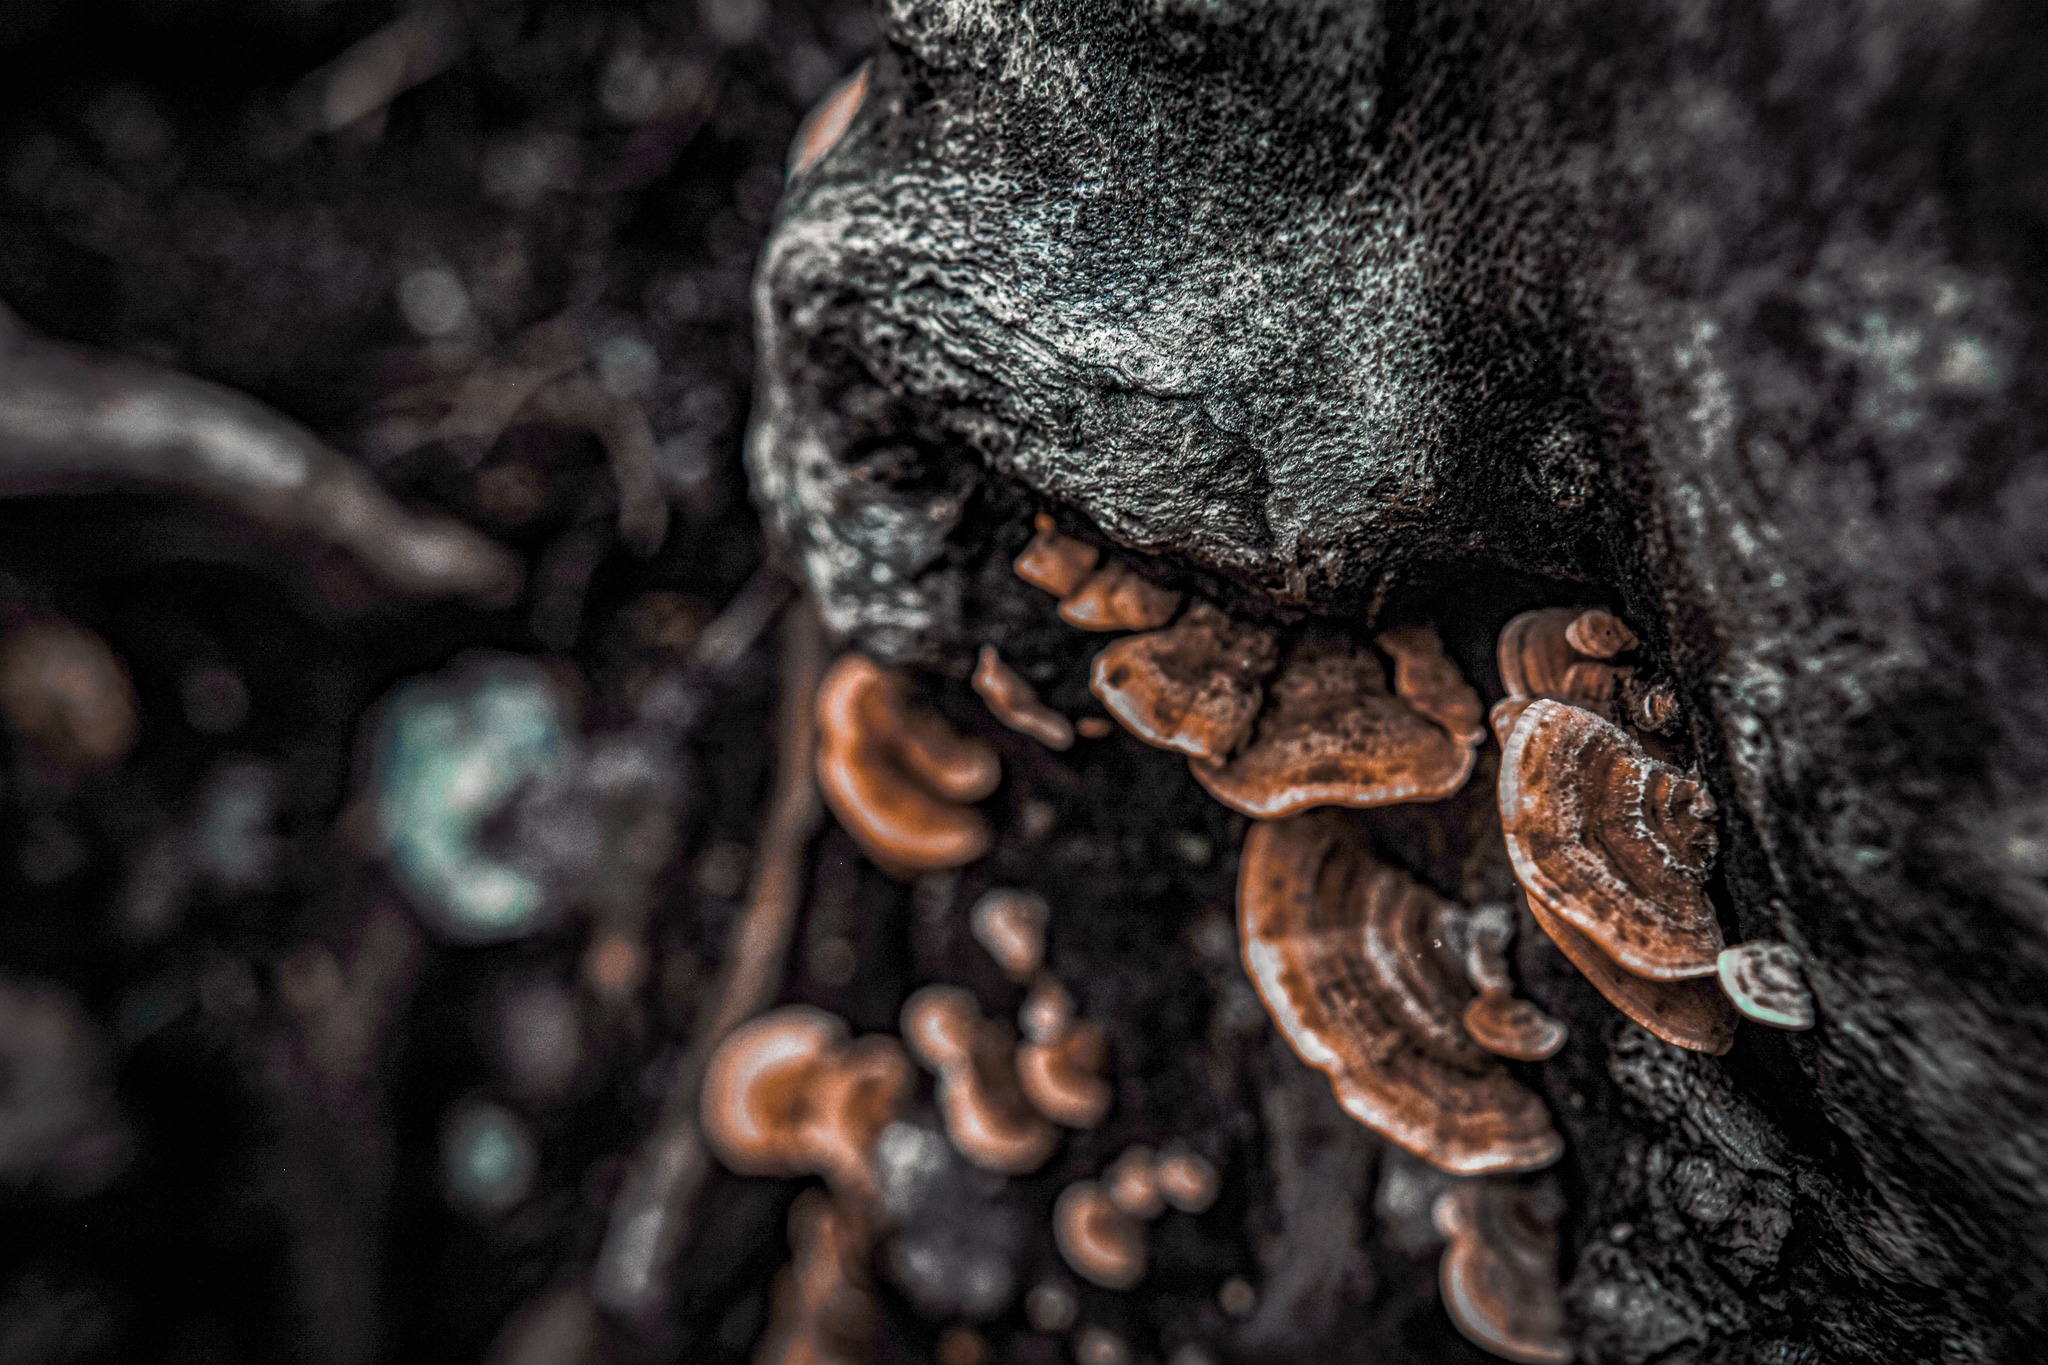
[972, 646, 1075, 750]
[1197, 639, 1483, 820]
[1499, 700, 1724, 981]
[1154, 1147, 1220, 1213]
[968, 888, 1049, 982]
[1238, 812, 1563, 1174]
[0, 620, 140, 772]
[901, 986, 1059, 1175]
[1053, 1181, 1146, 1290]
[788, 61, 871, 180]
[1717, 940, 1816, 1030]
[1457, 905, 1567, 1062]
[700, 1006, 912, 1201]
[1088, 602, 1279, 761]
[1013, 513, 1100, 598]
[1017, 1020, 1113, 1129]
[1377, 625, 1489, 748]
[1518, 889, 1735, 1054]
[1105, 1146, 1165, 1219]
[1432, 1181, 1573, 1365]
[758, 1189, 877, 1365]
[816, 654, 1000, 873]
[1490, 607, 1637, 745]
[1057, 561, 1184, 633]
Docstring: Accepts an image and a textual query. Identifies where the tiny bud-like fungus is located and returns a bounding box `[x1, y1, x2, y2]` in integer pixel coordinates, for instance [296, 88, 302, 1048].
[972, 646, 1075, 750]
[787, 61, 870, 180]
[1017, 1020, 1113, 1129]
[816, 654, 1001, 874]
[1433, 1181, 1573, 1364]
[1195, 640, 1482, 819]
[1018, 976, 1073, 1043]
[1238, 812, 1563, 1174]
[1154, 1147, 1220, 1213]
[1490, 607, 1637, 745]
[700, 1006, 912, 1200]
[969, 888, 1050, 981]
[1088, 602, 1280, 761]
[1716, 940, 1816, 1030]
[1500, 700, 1724, 981]
[902, 986, 1059, 1175]
[1057, 561, 1184, 633]
[1013, 513, 1101, 598]
[0, 621, 140, 772]
[1054, 1181, 1146, 1289]
[1105, 1146, 1165, 1219]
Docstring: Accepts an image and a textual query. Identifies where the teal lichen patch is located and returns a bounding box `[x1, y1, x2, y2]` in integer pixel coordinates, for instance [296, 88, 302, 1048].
[373, 658, 568, 942]
[1715, 941, 1815, 1031]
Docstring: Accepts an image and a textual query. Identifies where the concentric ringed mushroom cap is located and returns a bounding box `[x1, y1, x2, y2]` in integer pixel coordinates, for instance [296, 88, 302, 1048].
[1432, 1181, 1573, 1365]
[1088, 603, 1280, 761]
[1499, 700, 1724, 981]
[1237, 812, 1563, 1175]
[1196, 640, 1481, 819]
[1490, 607, 1636, 746]
[1717, 939, 1816, 1030]
[1520, 887, 1734, 1054]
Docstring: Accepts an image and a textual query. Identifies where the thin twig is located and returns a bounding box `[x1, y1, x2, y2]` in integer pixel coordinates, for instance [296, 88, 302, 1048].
[592, 591, 825, 1320]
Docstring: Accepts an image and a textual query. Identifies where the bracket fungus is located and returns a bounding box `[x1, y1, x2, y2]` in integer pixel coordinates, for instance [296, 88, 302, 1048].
[1432, 1181, 1573, 1365]
[1055, 561, 1184, 633]
[699, 1006, 912, 1203]
[1378, 625, 1489, 749]
[788, 61, 870, 180]
[759, 1189, 878, 1365]
[1053, 1180, 1147, 1290]
[1195, 638, 1483, 819]
[1238, 812, 1563, 1175]
[1456, 905, 1568, 1063]
[972, 646, 1074, 750]
[1012, 976, 1112, 1128]
[1499, 700, 1724, 981]
[1519, 888, 1735, 1055]
[902, 986, 1059, 1175]
[1717, 940, 1817, 1030]
[0, 620, 141, 773]
[968, 889, 1049, 982]
[816, 654, 1001, 874]
[1105, 1145, 1165, 1220]
[1153, 1147, 1220, 1213]
[1012, 513, 1100, 599]
[1088, 602, 1279, 761]
[1490, 607, 1638, 746]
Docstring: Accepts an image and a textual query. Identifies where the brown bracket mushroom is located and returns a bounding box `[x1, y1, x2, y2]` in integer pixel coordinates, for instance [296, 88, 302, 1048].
[1056, 561, 1184, 633]
[1378, 625, 1489, 748]
[1195, 636, 1483, 819]
[1238, 812, 1563, 1174]
[1519, 888, 1735, 1055]
[901, 986, 1059, 1175]
[1154, 1146, 1220, 1213]
[1088, 602, 1280, 761]
[757, 1188, 878, 1365]
[1717, 940, 1816, 1030]
[816, 654, 1001, 874]
[1490, 607, 1637, 746]
[1499, 700, 1724, 981]
[1013, 513, 1101, 598]
[972, 646, 1075, 750]
[1455, 904, 1568, 1062]
[1432, 1181, 1573, 1365]
[699, 1006, 913, 1204]
[1054, 1180, 1147, 1290]
[968, 888, 1049, 982]
[1013, 977, 1112, 1128]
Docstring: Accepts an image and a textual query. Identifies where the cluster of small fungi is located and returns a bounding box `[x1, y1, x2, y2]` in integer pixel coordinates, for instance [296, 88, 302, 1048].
[709, 513, 1818, 1364]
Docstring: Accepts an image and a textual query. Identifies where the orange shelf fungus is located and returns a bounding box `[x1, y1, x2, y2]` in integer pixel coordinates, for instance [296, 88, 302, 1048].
[1238, 812, 1563, 1174]
[1520, 889, 1735, 1054]
[1432, 1182, 1573, 1365]
[901, 986, 1059, 1175]
[1378, 625, 1489, 748]
[1490, 607, 1638, 746]
[0, 620, 141, 772]
[1013, 513, 1101, 599]
[1458, 905, 1567, 1063]
[700, 1007, 912, 1203]
[1013, 975, 1112, 1128]
[1499, 700, 1724, 981]
[1105, 1145, 1165, 1220]
[816, 654, 1000, 874]
[1057, 561, 1183, 633]
[1154, 1147, 1220, 1213]
[972, 646, 1075, 750]
[1053, 1180, 1147, 1290]
[1088, 602, 1280, 761]
[1196, 639, 1482, 820]
[758, 1189, 878, 1365]
[969, 888, 1049, 982]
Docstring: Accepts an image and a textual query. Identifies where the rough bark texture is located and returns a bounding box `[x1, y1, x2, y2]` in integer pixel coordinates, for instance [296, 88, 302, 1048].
[750, 3, 2048, 1360]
